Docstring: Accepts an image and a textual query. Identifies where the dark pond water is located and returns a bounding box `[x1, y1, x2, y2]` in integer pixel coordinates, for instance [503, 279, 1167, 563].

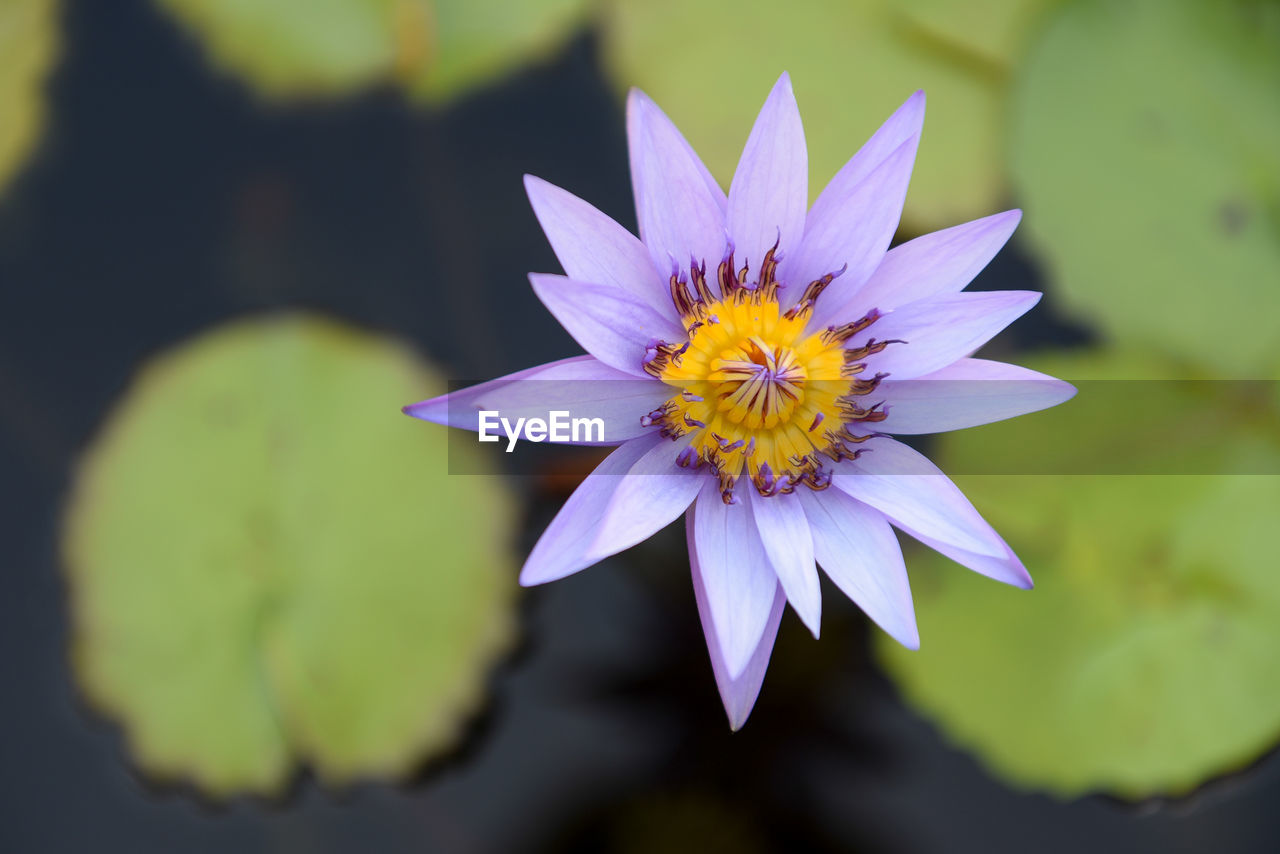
[2, 1, 1277, 852]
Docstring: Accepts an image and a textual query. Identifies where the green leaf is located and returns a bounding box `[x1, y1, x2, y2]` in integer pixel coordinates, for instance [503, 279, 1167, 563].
[63, 315, 517, 796]
[154, 0, 408, 98]
[153, 0, 588, 102]
[0, 0, 58, 196]
[1009, 0, 1280, 378]
[599, 0, 1053, 232]
[899, 0, 1059, 69]
[404, 0, 592, 105]
[877, 350, 1280, 798]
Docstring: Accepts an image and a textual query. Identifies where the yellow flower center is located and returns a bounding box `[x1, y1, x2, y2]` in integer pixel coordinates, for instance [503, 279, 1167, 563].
[642, 244, 893, 502]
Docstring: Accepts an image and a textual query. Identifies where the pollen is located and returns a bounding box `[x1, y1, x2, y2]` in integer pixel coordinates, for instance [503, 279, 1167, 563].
[641, 242, 895, 502]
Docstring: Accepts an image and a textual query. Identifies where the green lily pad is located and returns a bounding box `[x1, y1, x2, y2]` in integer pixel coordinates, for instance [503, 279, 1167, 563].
[403, 0, 592, 105]
[600, 0, 1053, 232]
[877, 349, 1280, 798]
[0, 0, 58, 196]
[155, 0, 409, 98]
[897, 0, 1058, 70]
[1009, 0, 1280, 378]
[63, 315, 516, 797]
[153, 0, 588, 102]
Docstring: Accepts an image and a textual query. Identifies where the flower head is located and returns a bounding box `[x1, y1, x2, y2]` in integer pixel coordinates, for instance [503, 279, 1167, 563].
[406, 73, 1075, 728]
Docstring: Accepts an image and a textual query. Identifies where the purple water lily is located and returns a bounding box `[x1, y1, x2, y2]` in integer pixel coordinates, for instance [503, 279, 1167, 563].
[406, 73, 1074, 728]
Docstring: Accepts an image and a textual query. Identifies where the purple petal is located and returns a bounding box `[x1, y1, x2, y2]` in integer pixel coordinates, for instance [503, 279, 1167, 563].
[691, 481, 781, 679]
[727, 72, 808, 275]
[689, 508, 785, 731]
[586, 437, 703, 564]
[810, 209, 1022, 330]
[529, 273, 685, 377]
[876, 358, 1077, 434]
[780, 90, 924, 298]
[627, 88, 727, 276]
[524, 175, 677, 323]
[814, 91, 925, 212]
[520, 435, 664, 586]
[797, 489, 919, 649]
[860, 291, 1042, 380]
[402, 355, 671, 445]
[897, 522, 1033, 590]
[747, 489, 820, 637]
[832, 438, 1005, 559]
[782, 136, 919, 308]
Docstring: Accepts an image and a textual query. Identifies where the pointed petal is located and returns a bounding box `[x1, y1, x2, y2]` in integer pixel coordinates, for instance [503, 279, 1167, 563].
[781, 90, 924, 300]
[727, 72, 808, 273]
[811, 209, 1022, 330]
[747, 489, 820, 637]
[689, 508, 785, 731]
[876, 358, 1077, 435]
[402, 355, 670, 445]
[691, 482, 780, 679]
[520, 435, 664, 585]
[812, 91, 925, 217]
[627, 88, 727, 276]
[783, 136, 919, 308]
[586, 436, 703, 563]
[524, 175, 676, 322]
[530, 273, 685, 377]
[797, 489, 919, 649]
[832, 438, 1005, 559]
[861, 291, 1041, 380]
[899, 522, 1033, 589]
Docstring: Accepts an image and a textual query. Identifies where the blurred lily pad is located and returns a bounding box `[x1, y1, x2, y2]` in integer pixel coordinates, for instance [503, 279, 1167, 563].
[64, 315, 516, 797]
[402, 0, 591, 104]
[600, 0, 1053, 231]
[0, 0, 58, 196]
[154, 0, 589, 103]
[877, 350, 1280, 798]
[1009, 0, 1280, 378]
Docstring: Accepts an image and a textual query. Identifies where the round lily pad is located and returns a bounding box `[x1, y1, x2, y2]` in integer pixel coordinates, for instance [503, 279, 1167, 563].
[402, 0, 592, 105]
[155, 0, 408, 99]
[877, 349, 1280, 798]
[63, 314, 516, 797]
[600, 0, 1052, 232]
[1009, 0, 1280, 377]
[0, 0, 58, 196]
[153, 0, 589, 103]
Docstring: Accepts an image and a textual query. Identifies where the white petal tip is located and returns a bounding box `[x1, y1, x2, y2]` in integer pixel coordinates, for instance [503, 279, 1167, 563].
[796, 609, 821, 639]
[626, 87, 652, 113]
[892, 627, 922, 651]
[522, 173, 547, 196]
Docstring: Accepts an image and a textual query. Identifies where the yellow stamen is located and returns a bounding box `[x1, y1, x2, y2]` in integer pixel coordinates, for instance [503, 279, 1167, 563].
[649, 287, 886, 500]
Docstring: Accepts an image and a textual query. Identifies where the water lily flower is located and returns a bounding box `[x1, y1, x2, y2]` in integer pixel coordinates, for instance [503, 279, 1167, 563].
[406, 73, 1075, 729]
